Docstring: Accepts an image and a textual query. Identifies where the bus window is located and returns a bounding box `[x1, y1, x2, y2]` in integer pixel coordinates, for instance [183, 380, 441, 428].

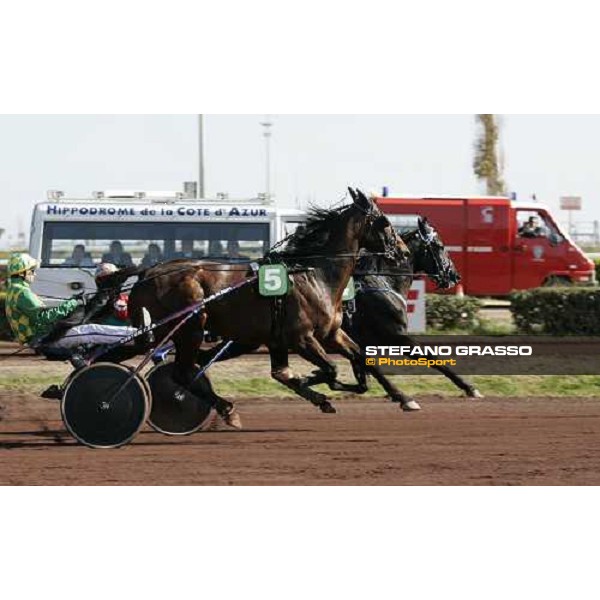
[40, 222, 271, 267]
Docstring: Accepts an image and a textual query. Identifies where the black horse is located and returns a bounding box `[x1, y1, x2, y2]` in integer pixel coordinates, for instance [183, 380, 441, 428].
[345, 217, 483, 411]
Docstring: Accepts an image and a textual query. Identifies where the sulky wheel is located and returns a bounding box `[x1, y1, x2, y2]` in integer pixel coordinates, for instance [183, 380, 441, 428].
[146, 360, 216, 436]
[61, 363, 150, 449]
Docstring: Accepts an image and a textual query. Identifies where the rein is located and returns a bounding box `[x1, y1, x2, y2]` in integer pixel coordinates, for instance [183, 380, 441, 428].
[37, 250, 400, 300]
[87, 275, 258, 364]
[355, 281, 408, 308]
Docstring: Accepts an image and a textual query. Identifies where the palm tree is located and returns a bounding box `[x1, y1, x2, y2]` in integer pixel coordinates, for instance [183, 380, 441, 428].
[473, 114, 506, 196]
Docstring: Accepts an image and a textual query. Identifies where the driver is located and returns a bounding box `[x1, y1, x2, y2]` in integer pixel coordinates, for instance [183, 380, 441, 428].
[519, 216, 545, 239]
[5, 253, 138, 363]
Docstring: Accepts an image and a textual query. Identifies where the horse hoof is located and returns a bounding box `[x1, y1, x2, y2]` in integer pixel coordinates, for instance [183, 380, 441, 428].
[223, 408, 243, 430]
[320, 403, 337, 414]
[468, 389, 484, 399]
[401, 400, 422, 412]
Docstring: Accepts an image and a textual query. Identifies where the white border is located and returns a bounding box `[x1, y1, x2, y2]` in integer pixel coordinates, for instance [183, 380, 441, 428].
[2, 3, 599, 112]
[2, 2, 599, 597]
[2, 488, 599, 599]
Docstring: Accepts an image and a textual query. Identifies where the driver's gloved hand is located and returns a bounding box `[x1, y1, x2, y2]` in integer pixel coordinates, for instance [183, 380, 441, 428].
[72, 291, 88, 308]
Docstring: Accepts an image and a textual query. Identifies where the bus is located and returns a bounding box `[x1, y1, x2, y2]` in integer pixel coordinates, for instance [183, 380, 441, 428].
[29, 190, 306, 304]
[28, 189, 427, 332]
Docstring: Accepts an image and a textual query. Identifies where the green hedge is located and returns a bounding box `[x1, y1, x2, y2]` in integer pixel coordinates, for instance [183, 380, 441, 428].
[426, 295, 483, 331]
[511, 288, 600, 335]
[595, 259, 600, 284]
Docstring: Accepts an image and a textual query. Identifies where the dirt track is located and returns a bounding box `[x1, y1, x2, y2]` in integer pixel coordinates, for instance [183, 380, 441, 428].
[2, 390, 600, 485]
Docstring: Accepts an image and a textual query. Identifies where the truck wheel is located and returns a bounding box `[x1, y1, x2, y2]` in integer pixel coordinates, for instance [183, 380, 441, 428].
[544, 276, 572, 287]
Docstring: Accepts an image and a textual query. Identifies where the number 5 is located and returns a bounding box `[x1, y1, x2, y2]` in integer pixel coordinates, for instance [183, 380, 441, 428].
[264, 268, 282, 291]
[259, 265, 288, 297]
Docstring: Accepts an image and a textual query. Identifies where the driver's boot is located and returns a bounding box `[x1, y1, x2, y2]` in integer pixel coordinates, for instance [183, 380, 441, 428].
[41, 385, 63, 401]
[69, 347, 88, 371]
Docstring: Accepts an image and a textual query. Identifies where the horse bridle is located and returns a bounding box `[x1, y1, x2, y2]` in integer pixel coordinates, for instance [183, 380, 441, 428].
[415, 225, 454, 288]
[357, 205, 398, 261]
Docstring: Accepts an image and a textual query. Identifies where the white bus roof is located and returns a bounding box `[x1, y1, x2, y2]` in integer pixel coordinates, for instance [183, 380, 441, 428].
[45, 189, 282, 204]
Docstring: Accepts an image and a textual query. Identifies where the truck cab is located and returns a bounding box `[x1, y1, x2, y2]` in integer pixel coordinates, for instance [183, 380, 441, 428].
[376, 195, 595, 296]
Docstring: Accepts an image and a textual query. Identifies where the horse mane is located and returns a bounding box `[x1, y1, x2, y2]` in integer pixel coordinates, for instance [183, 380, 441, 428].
[400, 228, 420, 245]
[274, 204, 350, 258]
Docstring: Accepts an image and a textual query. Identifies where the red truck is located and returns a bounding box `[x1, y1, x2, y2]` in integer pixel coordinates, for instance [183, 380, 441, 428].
[375, 195, 596, 296]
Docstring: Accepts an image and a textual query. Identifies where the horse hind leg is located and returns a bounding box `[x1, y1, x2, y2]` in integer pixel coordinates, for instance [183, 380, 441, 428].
[323, 329, 373, 394]
[195, 373, 243, 430]
[433, 364, 484, 399]
[269, 344, 337, 414]
[332, 330, 421, 411]
[395, 334, 483, 399]
[170, 319, 243, 429]
[296, 332, 368, 394]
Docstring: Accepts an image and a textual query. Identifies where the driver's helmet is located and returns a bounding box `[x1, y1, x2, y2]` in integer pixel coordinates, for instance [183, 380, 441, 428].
[95, 263, 119, 280]
[8, 253, 38, 277]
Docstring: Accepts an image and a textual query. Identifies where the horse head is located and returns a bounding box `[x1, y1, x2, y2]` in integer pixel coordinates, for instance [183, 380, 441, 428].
[348, 188, 398, 259]
[404, 217, 461, 289]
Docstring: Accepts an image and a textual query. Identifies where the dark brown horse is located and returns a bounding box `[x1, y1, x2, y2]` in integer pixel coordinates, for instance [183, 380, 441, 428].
[128, 190, 399, 424]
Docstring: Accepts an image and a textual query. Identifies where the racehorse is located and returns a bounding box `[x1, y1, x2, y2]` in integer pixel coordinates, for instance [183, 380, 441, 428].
[128, 189, 399, 420]
[346, 217, 483, 409]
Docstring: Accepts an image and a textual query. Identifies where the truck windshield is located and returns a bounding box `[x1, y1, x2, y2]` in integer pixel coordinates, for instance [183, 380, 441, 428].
[41, 222, 271, 268]
[387, 214, 420, 234]
[517, 211, 565, 244]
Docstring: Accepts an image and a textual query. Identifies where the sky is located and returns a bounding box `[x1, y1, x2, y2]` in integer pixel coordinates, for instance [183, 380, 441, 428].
[1, 114, 599, 246]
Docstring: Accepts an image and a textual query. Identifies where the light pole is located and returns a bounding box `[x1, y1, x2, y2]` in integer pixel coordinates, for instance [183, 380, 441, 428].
[260, 115, 273, 201]
[198, 114, 205, 199]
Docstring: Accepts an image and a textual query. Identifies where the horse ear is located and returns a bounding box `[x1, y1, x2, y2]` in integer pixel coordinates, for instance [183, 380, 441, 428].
[354, 189, 373, 213]
[418, 217, 428, 236]
[347, 187, 358, 202]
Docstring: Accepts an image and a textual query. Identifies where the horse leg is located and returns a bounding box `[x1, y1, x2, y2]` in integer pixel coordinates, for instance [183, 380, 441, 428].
[290, 329, 367, 393]
[365, 365, 422, 412]
[269, 343, 337, 414]
[173, 318, 242, 429]
[172, 321, 204, 387]
[325, 329, 369, 393]
[432, 364, 484, 399]
[330, 329, 421, 411]
[394, 334, 483, 399]
[294, 332, 364, 394]
[193, 372, 243, 429]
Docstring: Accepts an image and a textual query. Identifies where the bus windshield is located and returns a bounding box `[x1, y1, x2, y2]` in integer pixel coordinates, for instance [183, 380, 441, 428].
[41, 222, 271, 268]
